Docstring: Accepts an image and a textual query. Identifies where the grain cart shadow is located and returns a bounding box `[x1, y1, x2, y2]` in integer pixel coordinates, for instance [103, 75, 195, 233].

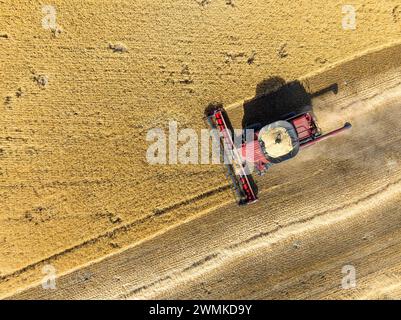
[242, 77, 338, 129]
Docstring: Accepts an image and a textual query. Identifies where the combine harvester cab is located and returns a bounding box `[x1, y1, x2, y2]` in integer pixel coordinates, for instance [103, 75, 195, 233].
[205, 105, 351, 206]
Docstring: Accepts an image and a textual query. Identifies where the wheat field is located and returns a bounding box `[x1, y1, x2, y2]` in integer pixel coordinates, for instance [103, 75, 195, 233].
[1, 0, 401, 299]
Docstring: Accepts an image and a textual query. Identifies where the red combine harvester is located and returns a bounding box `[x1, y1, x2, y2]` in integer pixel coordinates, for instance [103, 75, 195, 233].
[205, 106, 351, 205]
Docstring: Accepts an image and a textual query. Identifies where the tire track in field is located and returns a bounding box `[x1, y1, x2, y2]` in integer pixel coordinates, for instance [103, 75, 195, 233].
[118, 175, 401, 299]
[247, 208, 401, 300]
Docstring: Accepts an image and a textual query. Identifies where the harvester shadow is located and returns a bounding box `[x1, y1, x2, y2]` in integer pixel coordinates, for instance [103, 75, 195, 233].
[242, 77, 338, 129]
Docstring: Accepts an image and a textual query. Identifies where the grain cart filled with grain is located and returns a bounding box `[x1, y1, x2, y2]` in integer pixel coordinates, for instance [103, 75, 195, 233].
[205, 106, 351, 205]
